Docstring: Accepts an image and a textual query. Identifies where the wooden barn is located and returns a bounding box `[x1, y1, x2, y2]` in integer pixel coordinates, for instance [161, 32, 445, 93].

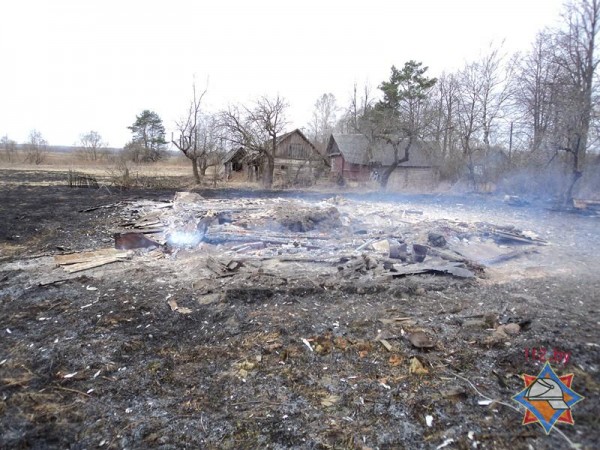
[326, 134, 439, 190]
[272, 129, 327, 186]
[327, 134, 373, 182]
[223, 147, 249, 181]
[225, 129, 327, 186]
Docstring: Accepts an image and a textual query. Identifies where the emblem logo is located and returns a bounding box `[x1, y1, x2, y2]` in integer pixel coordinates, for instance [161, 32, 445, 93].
[512, 361, 584, 434]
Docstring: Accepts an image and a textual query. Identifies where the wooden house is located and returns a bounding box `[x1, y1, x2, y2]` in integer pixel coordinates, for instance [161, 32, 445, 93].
[272, 129, 327, 186]
[326, 134, 439, 189]
[225, 129, 327, 186]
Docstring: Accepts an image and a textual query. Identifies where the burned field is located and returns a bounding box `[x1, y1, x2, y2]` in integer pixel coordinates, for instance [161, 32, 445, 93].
[1, 171, 599, 449]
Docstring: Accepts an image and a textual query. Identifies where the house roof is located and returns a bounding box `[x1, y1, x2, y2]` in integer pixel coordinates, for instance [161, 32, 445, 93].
[276, 129, 318, 152]
[223, 147, 246, 164]
[327, 134, 370, 165]
[276, 130, 295, 145]
[229, 129, 328, 166]
[327, 134, 435, 167]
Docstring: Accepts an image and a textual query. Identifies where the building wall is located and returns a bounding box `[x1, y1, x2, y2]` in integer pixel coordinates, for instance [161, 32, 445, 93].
[329, 156, 372, 182]
[331, 155, 344, 173]
[387, 167, 439, 191]
[273, 131, 326, 186]
[274, 157, 325, 186]
[276, 132, 317, 160]
[344, 163, 371, 182]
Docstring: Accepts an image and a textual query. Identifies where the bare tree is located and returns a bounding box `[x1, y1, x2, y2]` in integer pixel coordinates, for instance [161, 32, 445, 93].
[514, 31, 561, 154]
[456, 60, 484, 183]
[206, 150, 227, 187]
[422, 73, 468, 180]
[196, 114, 221, 178]
[553, 0, 600, 205]
[477, 44, 515, 150]
[219, 95, 288, 188]
[171, 83, 208, 183]
[339, 82, 374, 133]
[251, 96, 288, 188]
[454, 44, 515, 188]
[0, 135, 17, 163]
[78, 131, 106, 161]
[24, 129, 48, 165]
[431, 72, 460, 160]
[307, 93, 338, 150]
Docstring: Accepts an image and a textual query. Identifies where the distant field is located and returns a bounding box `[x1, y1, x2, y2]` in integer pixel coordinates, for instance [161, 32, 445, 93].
[1, 150, 188, 167]
[0, 151, 194, 180]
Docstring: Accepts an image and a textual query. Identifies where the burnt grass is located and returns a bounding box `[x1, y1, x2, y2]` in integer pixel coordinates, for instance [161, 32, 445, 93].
[1, 169, 599, 449]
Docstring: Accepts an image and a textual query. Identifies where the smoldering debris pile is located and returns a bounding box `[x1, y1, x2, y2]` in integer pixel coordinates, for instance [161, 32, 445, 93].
[58, 192, 548, 289]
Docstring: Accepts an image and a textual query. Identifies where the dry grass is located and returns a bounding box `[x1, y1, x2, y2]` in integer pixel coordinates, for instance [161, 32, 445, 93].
[0, 151, 191, 175]
[0, 151, 196, 188]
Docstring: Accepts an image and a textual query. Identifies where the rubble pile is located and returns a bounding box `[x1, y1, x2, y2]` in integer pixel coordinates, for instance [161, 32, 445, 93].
[58, 192, 548, 291]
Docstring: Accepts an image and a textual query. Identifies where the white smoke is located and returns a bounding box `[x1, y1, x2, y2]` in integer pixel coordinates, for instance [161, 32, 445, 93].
[166, 230, 203, 248]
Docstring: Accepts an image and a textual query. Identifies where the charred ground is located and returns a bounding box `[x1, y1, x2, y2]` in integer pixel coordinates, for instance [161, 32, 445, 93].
[0, 169, 599, 450]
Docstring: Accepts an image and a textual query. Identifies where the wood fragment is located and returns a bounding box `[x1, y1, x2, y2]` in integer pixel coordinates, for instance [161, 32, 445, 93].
[355, 238, 377, 252]
[53, 385, 92, 397]
[378, 317, 412, 325]
[205, 256, 226, 275]
[63, 257, 125, 273]
[78, 202, 122, 213]
[55, 249, 131, 273]
[38, 278, 73, 287]
[54, 248, 129, 266]
[391, 262, 475, 278]
[428, 248, 467, 262]
[378, 339, 393, 352]
[489, 229, 547, 246]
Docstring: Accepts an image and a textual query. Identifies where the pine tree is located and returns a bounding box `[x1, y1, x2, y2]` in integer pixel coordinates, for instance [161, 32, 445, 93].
[127, 110, 167, 162]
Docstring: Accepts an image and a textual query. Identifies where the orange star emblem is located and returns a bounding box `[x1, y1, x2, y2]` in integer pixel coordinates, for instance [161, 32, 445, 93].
[513, 362, 584, 434]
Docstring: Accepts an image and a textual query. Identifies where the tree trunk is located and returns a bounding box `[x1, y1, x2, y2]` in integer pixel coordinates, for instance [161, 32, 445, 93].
[565, 135, 583, 207]
[191, 157, 200, 183]
[565, 170, 583, 207]
[379, 163, 397, 188]
[263, 154, 274, 188]
[379, 138, 411, 189]
[467, 151, 477, 191]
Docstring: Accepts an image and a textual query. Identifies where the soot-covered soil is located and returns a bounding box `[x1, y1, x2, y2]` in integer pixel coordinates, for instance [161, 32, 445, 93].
[0, 169, 599, 450]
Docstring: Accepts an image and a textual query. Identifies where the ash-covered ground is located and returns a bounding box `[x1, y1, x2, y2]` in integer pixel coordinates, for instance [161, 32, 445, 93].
[1, 169, 599, 450]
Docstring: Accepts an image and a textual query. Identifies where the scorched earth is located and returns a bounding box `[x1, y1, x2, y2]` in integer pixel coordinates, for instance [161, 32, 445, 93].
[0, 170, 599, 449]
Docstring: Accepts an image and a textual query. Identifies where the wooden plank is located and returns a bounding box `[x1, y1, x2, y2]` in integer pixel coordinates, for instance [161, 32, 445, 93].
[54, 248, 129, 266]
[133, 221, 162, 228]
[64, 258, 120, 273]
[63, 254, 130, 273]
[391, 262, 475, 278]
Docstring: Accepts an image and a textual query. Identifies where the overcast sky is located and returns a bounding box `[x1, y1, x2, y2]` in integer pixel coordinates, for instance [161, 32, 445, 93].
[0, 0, 565, 148]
